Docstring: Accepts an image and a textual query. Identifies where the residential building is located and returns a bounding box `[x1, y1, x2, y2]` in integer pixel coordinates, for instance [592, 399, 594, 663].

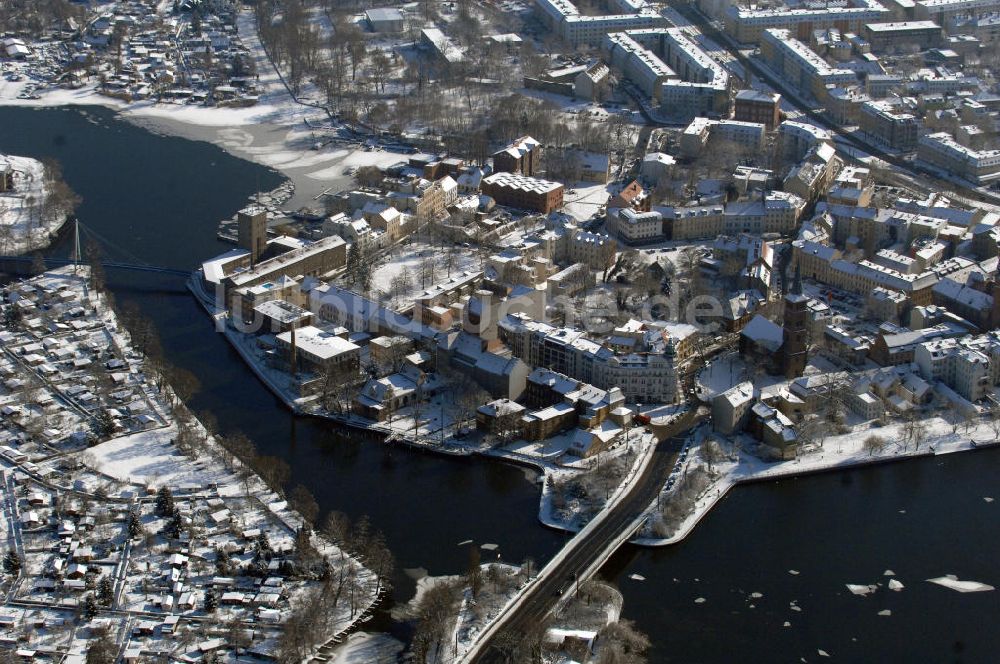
[860, 100, 921, 151]
[575, 61, 611, 100]
[761, 29, 857, 100]
[492, 136, 541, 176]
[915, 334, 1000, 401]
[733, 89, 782, 128]
[534, 0, 667, 46]
[481, 172, 564, 213]
[365, 7, 405, 32]
[862, 20, 942, 50]
[778, 120, 835, 162]
[724, 1, 889, 44]
[917, 132, 1000, 185]
[713, 381, 754, 434]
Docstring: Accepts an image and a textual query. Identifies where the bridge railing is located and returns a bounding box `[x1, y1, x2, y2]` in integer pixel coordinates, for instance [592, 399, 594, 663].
[0, 255, 192, 277]
[457, 431, 662, 663]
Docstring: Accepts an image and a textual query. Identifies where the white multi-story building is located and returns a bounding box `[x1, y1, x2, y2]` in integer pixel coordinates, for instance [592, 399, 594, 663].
[535, 0, 665, 46]
[604, 32, 675, 99]
[724, 0, 889, 43]
[859, 100, 921, 151]
[761, 29, 857, 100]
[917, 132, 1000, 185]
[915, 0, 999, 22]
[679, 116, 767, 157]
[609, 208, 664, 244]
[778, 120, 835, 162]
[915, 333, 1000, 401]
[498, 314, 681, 403]
[603, 28, 730, 119]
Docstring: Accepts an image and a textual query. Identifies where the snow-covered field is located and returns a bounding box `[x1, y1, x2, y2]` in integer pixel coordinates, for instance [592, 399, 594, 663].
[84, 425, 237, 494]
[562, 182, 610, 222]
[367, 239, 482, 303]
[330, 632, 405, 664]
[0, 154, 65, 252]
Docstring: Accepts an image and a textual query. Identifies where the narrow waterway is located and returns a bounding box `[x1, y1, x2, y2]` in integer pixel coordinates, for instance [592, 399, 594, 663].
[0, 106, 565, 640]
[3, 105, 998, 660]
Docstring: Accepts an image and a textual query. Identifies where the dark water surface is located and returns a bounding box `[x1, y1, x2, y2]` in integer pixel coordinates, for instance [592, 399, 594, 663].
[0, 105, 564, 639]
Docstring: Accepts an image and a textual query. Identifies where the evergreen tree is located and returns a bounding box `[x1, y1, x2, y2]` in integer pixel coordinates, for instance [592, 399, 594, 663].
[215, 546, 231, 575]
[3, 550, 20, 575]
[127, 511, 142, 539]
[82, 593, 99, 621]
[97, 576, 114, 606]
[204, 588, 218, 613]
[91, 408, 116, 439]
[86, 627, 116, 664]
[254, 532, 272, 561]
[164, 508, 183, 540]
[155, 486, 174, 517]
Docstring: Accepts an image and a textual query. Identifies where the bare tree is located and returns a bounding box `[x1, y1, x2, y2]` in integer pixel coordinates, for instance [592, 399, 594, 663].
[863, 434, 886, 457]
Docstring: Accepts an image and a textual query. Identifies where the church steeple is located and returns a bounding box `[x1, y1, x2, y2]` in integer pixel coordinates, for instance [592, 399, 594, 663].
[781, 263, 808, 379]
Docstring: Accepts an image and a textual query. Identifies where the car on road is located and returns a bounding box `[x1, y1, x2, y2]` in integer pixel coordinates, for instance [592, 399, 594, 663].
[555, 574, 576, 596]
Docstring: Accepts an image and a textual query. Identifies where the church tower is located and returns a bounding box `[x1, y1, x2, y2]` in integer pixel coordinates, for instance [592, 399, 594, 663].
[781, 265, 809, 379]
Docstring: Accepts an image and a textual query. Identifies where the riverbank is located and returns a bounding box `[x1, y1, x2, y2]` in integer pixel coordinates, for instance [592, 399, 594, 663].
[0, 267, 382, 661]
[0, 154, 71, 253]
[635, 415, 1000, 547]
[0, 8, 407, 212]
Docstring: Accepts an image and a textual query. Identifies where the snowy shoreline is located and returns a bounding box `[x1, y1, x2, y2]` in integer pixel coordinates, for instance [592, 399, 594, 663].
[0, 7, 409, 212]
[0, 154, 69, 254]
[636, 429, 999, 548]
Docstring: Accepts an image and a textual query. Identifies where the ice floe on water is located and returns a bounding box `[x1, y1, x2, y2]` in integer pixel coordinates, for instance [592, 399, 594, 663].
[480, 543, 499, 551]
[788, 569, 800, 575]
[818, 649, 830, 657]
[984, 497, 994, 503]
[883, 570, 895, 576]
[457, 539, 473, 547]
[750, 592, 763, 599]
[847, 584, 878, 596]
[878, 609, 892, 617]
[629, 574, 646, 581]
[694, 597, 706, 604]
[926, 575, 995, 593]
[888, 579, 904, 592]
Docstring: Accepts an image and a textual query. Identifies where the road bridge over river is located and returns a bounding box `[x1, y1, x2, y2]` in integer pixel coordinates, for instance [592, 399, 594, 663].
[465, 408, 705, 663]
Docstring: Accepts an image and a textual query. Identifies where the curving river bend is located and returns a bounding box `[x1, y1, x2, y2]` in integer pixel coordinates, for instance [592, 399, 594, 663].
[2, 105, 998, 661]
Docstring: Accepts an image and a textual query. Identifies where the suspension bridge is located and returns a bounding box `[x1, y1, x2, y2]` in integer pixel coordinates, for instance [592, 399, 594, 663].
[0, 219, 193, 279]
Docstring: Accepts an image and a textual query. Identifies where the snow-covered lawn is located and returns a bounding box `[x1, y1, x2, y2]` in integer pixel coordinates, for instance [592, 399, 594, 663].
[330, 633, 405, 664]
[82, 425, 234, 493]
[367, 240, 481, 303]
[0, 154, 65, 253]
[562, 182, 610, 222]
